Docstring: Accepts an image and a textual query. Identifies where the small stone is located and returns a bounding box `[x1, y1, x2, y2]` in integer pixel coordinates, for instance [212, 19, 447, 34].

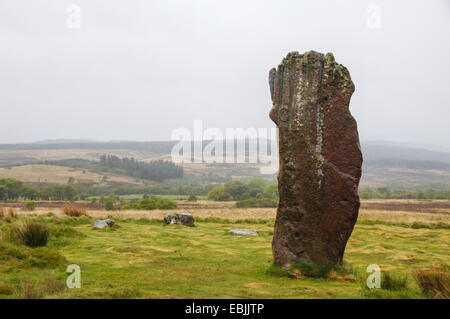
[228, 229, 259, 236]
[93, 219, 115, 229]
[163, 213, 194, 226]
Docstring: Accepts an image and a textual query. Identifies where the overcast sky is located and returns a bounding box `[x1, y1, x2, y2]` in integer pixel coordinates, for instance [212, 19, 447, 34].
[0, 0, 449, 147]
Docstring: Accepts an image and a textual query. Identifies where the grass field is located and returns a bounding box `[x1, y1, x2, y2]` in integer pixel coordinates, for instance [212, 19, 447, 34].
[0, 200, 448, 299]
[0, 165, 145, 185]
[87, 194, 208, 201]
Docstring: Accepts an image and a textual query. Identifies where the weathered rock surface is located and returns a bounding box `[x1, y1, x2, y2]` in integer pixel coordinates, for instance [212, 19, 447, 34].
[269, 51, 362, 268]
[164, 213, 194, 226]
[93, 219, 115, 229]
[228, 229, 259, 236]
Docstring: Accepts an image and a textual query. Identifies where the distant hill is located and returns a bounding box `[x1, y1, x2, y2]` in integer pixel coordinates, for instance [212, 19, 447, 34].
[0, 140, 449, 189]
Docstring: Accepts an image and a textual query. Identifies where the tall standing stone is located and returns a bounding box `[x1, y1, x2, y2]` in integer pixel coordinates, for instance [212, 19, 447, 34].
[269, 51, 362, 268]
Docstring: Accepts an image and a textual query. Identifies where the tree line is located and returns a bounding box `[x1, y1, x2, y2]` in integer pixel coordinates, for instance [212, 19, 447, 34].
[207, 179, 278, 201]
[0, 178, 77, 201]
[2, 176, 450, 202]
[98, 155, 183, 182]
[37, 156, 184, 182]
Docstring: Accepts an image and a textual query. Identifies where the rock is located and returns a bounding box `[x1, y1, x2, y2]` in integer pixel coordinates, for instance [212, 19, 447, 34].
[93, 219, 115, 229]
[269, 51, 363, 268]
[163, 213, 194, 226]
[228, 229, 259, 236]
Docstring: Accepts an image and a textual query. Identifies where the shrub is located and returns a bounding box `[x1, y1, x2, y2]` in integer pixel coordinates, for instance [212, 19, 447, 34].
[263, 184, 279, 199]
[224, 181, 250, 200]
[234, 198, 277, 208]
[207, 187, 232, 201]
[381, 272, 408, 290]
[24, 201, 35, 211]
[188, 194, 197, 202]
[62, 205, 87, 217]
[120, 197, 178, 210]
[156, 199, 178, 210]
[414, 266, 449, 298]
[11, 221, 49, 247]
[104, 199, 115, 211]
[138, 198, 157, 210]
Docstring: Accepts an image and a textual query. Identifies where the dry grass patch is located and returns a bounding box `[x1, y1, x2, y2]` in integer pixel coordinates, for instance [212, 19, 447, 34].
[0, 207, 15, 219]
[8, 208, 16, 218]
[62, 205, 87, 217]
[414, 266, 450, 299]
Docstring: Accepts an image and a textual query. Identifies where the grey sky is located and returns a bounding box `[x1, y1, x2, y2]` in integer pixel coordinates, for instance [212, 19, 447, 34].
[0, 0, 449, 146]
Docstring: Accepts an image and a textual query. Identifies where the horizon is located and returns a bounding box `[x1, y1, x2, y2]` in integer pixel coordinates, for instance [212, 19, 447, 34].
[1, 138, 450, 154]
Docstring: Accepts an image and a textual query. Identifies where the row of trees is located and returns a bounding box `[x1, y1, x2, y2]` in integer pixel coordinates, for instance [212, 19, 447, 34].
[0, 178, 80, 201]
[99, 156, 183, 182]
[207, 179, 278, 201]
[2, 176, 450, 202]
[0, 178, 40, 200]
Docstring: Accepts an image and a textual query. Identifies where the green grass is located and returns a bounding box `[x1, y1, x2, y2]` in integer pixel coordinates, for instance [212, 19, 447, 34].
[0, 215, 448, 299]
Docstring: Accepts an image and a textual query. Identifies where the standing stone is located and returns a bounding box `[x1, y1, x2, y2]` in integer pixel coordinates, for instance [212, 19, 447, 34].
[269, 51, 362, 269]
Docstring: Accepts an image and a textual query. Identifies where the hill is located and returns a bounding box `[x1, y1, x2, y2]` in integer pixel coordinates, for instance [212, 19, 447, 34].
[0, 165, 147, 187]
[0, 140, 449, 189]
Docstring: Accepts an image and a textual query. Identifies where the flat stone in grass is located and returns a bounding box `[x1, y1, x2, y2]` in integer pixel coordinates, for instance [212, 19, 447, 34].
[163, 213, 194, 226]
[229, 229, 259, 236]
[93, 219, 115, 229]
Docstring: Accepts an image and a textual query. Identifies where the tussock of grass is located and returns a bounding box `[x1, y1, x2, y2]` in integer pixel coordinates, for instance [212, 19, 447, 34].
[44, 274, 66, 295]
[8, 208, 16, 218]
[24, 201, 35, 211]
[62, 205, 87, 217]
[381, 272, 408, 290]
[17, 275, 66, 299]
[20, 281, 43, 299]
[7, 221, 49, 247]
[414, 266, 449, 299]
